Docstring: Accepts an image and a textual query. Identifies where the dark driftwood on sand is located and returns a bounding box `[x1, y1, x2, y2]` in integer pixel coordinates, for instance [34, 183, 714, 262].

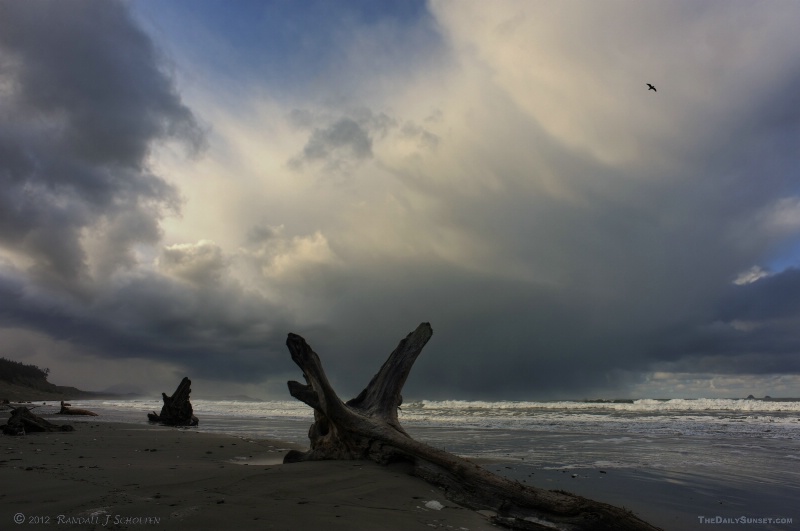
[147, 377, 198, 426]
[58, 401, 98, 416]
[2, 407, 75, 436]
[284, 322, 662, 531]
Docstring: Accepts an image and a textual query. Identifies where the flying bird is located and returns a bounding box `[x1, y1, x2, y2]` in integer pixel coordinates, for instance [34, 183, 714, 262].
[647, 83, 657, 92]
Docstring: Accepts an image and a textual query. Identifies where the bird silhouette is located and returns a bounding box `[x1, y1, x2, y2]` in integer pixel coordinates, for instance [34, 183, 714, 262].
[647, 83, 657, 92]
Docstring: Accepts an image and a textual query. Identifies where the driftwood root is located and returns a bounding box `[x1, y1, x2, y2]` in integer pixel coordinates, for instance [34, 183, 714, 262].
[2, 407, 74, 436]
[284, 323, 662, 531]
[58, 401, 98, 416]
[148, 377, 199, 426]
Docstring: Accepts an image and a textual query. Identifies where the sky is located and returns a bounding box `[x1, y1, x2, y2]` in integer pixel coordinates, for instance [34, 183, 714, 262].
[1, 0, 800, 400]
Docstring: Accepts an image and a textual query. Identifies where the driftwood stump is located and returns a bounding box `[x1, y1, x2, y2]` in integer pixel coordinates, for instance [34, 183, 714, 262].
[58, 401, 98, 416]
[148, 377, 198, 426]
[285, 322, 662, 531]
[2, 407, 74, 436]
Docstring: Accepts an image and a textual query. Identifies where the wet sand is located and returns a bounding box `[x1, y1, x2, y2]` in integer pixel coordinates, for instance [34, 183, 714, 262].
[0, 421, 497, 530]
[482, 460, 798, 531]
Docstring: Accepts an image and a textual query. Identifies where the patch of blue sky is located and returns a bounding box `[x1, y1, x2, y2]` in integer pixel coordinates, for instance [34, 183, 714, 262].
[130, 0, 438, 98]
[765, 240, 800, 273]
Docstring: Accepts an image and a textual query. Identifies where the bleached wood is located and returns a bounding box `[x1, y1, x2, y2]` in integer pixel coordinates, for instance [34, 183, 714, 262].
[284, 323, 661, 531]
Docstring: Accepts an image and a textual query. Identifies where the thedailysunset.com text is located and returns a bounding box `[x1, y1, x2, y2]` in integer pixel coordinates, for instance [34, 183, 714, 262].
[698, 515, 793, 525]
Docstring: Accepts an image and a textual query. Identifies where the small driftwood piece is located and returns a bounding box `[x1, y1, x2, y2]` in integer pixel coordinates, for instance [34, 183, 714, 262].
[284, 323, 661, 531]
[58, 401, 98, 416]
[148, 377, 198, 426]
[2, 407, 74, 436]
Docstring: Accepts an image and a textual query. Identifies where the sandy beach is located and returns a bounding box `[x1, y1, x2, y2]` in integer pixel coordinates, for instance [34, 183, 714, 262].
[5, 402, 797, 531]
[0, 418, 499, 531]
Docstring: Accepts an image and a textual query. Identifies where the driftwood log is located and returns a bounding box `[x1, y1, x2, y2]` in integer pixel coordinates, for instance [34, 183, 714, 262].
[2, 407, 75, 436]
[284, 322, 661, 531]
[147, 377, 198, 426]
[58, 401, 98, 416]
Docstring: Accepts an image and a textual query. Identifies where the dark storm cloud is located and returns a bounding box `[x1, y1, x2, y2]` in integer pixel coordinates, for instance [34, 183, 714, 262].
[90, 271, 296, 381]
[0, 0, 204, 287]
[289, 109, 400, 172]
[289, 117, 373, 174]
[295, 66, 800, 400]
[719, 269, 800, 323]
[0, 263, 296, 383]
[268, 51, 800, 399]
[256, 252, 659, 401]
[0, 0, 204, 166]
[303, 118, 373, 161]
[627, 268, 800, 382]
[0, 1, 285, 384]
[704, 269, 800, 368]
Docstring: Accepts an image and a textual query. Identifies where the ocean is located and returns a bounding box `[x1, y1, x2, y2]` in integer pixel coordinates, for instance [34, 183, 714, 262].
[51, 398, 800, 530]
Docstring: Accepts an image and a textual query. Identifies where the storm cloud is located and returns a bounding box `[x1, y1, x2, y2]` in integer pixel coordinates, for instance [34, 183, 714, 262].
[2, 0, 800, 399]
[288, 109, 400, 174]
[0, 0, 203, 289]
[0, 1, 293, 390]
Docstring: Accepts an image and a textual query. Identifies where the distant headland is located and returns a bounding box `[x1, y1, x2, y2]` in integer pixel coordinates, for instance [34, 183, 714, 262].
[0, 357, 100, 402]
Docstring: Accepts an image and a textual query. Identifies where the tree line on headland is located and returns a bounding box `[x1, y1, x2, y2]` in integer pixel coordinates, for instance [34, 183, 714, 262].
[0, 357, 90, 402]
[0, 357, 50, 385]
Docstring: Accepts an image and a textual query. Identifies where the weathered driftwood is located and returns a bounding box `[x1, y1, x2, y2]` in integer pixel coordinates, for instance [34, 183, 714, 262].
[284, 323, 661, 531]
[2, 407, 74, 436]
[58, 401, 98, 416]
[147, 377, 198, 426]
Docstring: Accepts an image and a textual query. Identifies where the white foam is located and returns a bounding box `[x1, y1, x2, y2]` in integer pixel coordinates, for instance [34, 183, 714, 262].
[66, 397, 800, 442]
[397, 399, 800, 440]
[424, 500, 444, 510]
[415, 398, 800, 413]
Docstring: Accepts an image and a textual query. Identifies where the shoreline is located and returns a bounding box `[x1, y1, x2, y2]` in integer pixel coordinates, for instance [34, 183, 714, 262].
[5, 403, 795, 530]
[0, 419, 498, 531]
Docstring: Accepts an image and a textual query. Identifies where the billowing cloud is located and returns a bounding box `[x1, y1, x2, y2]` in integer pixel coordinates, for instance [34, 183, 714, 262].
[288, 109, 401, 174]
[251, 231, 339, 279]
[301, 118, 373, 162]
[0, 0, 276, 390]
[733, 266, 770, 286]
[160, 240, 227, 285]
[0, 0, 204, 290]
[0, 253, 297, 389]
